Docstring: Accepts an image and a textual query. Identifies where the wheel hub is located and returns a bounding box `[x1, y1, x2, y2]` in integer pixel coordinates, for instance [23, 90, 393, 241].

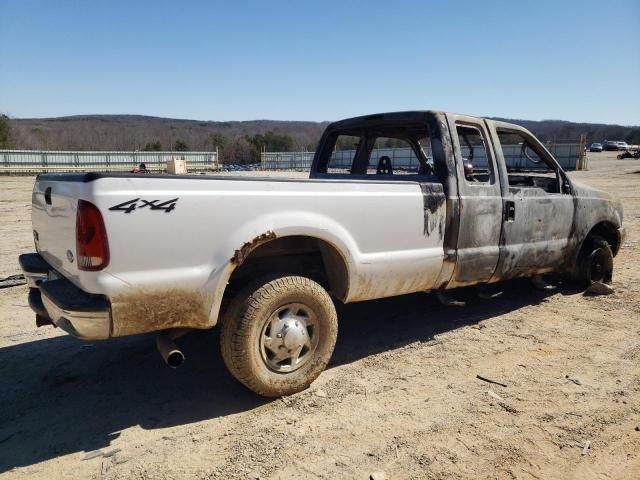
[281, 320, 308, 350]
[259, 303, 318, 373]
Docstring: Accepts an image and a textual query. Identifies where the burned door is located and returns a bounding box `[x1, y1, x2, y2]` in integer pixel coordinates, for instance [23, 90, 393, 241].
[446, 115, 503, 286]
[487, 124, 575, 280]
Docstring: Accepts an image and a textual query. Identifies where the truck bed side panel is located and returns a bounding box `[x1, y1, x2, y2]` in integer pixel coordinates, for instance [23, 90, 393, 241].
[56, 176, 447, 335]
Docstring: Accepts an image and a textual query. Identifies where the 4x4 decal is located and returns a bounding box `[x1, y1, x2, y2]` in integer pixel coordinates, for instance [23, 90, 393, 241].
[108, 198, 179, 214]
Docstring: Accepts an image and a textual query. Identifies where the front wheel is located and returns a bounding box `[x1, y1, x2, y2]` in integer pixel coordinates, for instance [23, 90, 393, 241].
[220, 275, 338, 397]
[573, 236, 613, 288]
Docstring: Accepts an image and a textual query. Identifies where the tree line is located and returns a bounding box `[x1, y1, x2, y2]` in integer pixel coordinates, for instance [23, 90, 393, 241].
[138, 131, 297, 161]
[3, 115, 322, 164]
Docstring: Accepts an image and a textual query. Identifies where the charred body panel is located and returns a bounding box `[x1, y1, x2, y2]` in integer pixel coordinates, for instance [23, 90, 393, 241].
[419, 183, 446, 237]
[427, 113, 460, 289]
[483, 119, 623, 283]
[493, 187, 575, 280]
[569, 182, 624, 261]
[446, 114, 503, 287]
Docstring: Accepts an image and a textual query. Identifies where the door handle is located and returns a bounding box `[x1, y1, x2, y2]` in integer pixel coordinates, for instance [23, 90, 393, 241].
[504, 200, 516, 222]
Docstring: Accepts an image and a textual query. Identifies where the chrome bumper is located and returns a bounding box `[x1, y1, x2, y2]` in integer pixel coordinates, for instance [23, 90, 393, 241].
[19, 253, 112, 340]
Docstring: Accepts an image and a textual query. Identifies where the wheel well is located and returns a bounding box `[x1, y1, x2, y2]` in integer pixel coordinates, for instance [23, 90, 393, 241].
[581, 222, 620, 257]
[224, 235, 349, 304]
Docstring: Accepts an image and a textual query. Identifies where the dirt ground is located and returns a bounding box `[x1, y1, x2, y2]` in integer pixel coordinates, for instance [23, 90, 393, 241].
[0, 152, 638, 480]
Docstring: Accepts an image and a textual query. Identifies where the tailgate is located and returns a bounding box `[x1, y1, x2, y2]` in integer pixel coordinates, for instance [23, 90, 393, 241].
[31, 176, 82, 278]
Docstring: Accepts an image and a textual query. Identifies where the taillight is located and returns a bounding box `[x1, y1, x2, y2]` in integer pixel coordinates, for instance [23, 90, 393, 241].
[76, 200, 110, 271]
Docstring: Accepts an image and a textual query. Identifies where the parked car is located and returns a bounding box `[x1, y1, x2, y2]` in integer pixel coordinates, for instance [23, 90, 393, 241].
[616, 141, 629, 151]
[589, 143, 603, 152]
[603, 140, 621, 151]
[20, 110, 626, 396]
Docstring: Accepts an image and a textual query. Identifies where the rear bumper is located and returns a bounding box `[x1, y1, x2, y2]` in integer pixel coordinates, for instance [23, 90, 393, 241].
[19, 253, 112, 340]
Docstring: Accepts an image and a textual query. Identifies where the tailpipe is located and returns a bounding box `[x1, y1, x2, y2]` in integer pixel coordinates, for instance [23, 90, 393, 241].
[156, 331, 186, 368]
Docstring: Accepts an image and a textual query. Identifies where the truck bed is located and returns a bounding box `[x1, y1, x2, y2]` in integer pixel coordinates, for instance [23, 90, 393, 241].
[30, 171, 448, 338]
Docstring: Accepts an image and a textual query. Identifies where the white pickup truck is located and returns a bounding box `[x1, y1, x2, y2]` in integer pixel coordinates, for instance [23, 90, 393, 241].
[20, 111, 625, 396]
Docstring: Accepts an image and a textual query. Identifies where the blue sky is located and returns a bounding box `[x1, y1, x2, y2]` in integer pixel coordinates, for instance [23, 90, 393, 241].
[1, 0, 639, 125]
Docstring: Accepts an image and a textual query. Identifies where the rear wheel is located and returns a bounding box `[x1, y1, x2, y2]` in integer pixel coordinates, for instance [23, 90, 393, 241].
[220, 274, 338, 397]
[573, 236, 613, 288]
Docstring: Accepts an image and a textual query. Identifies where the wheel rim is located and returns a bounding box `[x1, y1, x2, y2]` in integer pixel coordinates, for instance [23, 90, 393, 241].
[259, 302, 320, 373]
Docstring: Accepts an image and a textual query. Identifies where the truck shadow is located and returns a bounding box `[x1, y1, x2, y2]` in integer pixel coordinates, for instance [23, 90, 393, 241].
[0, 278, 571, 472]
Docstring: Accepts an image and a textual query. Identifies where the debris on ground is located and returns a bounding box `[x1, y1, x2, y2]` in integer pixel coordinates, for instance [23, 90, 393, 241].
[499, 403, 519, 414]
[0, 274, 26, 289]
[370, 472, 387, 480]
[81, 448, 121, 461]
[103, 448, 121, 458]
[82, 450, 104, 461]
[476, 374, 507, 388]
[585, 281, 615, 296]
[581, 440, 591, 456]
[565, 375, 582, 386]
[486, 390, 519, 414]
[486, 390, 505, 402]
[314, 389, 327, 398]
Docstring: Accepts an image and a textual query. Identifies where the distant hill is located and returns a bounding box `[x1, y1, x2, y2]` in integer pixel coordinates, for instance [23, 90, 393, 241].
[8, 115, 329, 163]
[491, 117, 639, 146]
[6, 114, 640, 163]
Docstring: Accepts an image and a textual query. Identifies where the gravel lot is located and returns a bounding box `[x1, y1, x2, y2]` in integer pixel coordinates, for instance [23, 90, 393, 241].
[0, 152, 638, 479]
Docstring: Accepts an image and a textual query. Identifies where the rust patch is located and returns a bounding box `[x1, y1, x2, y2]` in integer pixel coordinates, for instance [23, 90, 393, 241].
[110, 288, 210, 337]
[231, 231, 277, 265]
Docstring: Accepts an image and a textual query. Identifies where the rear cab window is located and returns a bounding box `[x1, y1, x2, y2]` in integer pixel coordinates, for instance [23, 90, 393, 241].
[316, 120, 441, 182]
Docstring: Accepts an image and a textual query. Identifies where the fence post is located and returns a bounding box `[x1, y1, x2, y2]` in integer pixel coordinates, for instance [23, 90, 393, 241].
[578, 134, 586, 170]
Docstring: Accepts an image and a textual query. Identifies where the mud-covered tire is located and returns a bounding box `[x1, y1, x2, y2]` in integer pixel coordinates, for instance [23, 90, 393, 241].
[573, 236, 613, 288]
[220, 275, 338, 397]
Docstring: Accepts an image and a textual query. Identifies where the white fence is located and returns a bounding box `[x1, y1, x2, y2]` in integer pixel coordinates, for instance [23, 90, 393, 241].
[0, 150, 219, 174]
[262, 144, 584, 171]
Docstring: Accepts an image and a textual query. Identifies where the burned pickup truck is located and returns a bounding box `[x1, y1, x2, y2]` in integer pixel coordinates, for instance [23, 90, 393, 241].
[20, 111, 625, 396]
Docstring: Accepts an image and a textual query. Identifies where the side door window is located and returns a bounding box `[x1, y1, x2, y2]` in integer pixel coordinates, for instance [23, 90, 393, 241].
[495, 130, 561, 194]
[455, 124, 495, 185]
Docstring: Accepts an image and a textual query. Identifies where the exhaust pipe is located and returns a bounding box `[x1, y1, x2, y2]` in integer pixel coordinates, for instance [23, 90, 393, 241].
[156, 331, 186, 368]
